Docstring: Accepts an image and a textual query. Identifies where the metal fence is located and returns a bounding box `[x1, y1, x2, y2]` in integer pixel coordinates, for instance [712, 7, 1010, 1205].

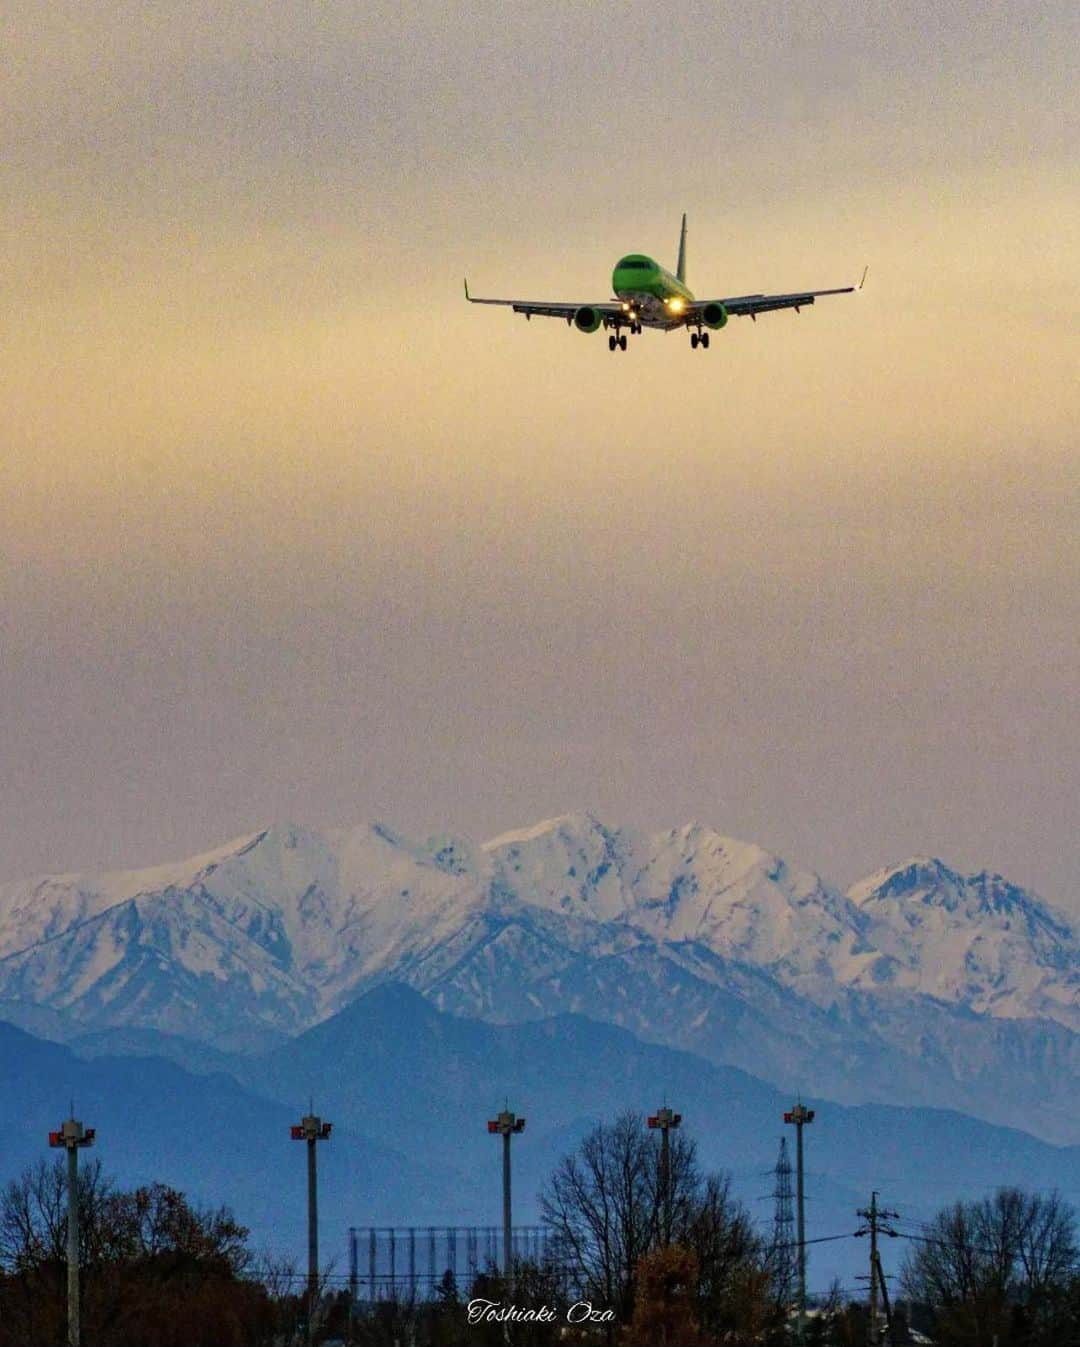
[347, 1225, 551, 1303]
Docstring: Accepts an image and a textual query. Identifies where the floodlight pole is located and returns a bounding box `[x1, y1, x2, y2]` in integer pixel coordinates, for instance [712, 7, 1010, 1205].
[647, 1106, 682, 1245]
[48, 1116, 95, 1347]
[785, 1102, 816, 1345]
[291, 1112, 332, 1339]
[487, 1109, 525, 1287]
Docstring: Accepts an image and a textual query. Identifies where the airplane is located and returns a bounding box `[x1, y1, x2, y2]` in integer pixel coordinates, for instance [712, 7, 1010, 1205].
[465, 215, 866, 352]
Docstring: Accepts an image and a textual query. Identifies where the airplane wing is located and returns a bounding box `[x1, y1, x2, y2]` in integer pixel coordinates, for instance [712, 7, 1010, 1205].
[690, 268, 868, 322]
[464, 280, 622, 324]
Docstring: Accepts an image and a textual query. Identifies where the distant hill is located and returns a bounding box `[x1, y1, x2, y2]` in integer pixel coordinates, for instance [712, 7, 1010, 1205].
[239, 982, 1080, 1291]
[0, 1018, 461, 1261]
[237, 982, 1080, 1217]
[4, 989, 1078, 1288]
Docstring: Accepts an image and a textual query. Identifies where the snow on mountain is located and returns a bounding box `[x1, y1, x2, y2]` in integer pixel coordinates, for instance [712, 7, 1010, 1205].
[1, 815, 1074, 1034]
[0, 815, 1076, 1136]
[480, 814, 874, 977]
[606, 822, 877, 992]
[847, 857, 1080, 1032]
[0, 830, 270, 959]
[189, 821, 488, 998]
[0, 821, 488, 1046]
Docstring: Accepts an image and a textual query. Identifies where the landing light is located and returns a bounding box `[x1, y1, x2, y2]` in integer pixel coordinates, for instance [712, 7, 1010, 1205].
[668, 298, 685, 314]
[621, 302, 630, 311]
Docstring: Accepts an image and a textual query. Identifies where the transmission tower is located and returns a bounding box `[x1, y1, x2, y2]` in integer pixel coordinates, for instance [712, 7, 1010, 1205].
[771, 1136, 796, 1309]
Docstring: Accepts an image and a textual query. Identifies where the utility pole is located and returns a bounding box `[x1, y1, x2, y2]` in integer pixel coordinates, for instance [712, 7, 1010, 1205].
[291, 1110, 332, 1340]
[784, 1102, 815, 1344]
[647, 1106, 682, 1245]
[487, 1109, 525, 1287]
[348, 1226, 358, 1323]
[48, 1114, 95, 1347]
[856, 1191, 899, 1347]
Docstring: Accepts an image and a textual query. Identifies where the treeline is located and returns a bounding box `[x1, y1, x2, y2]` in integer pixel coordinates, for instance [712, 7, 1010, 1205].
[2, 1112, 1079, 1346]
[899, 1188, 1080, 1347]
[0, 1159, 328, 1347]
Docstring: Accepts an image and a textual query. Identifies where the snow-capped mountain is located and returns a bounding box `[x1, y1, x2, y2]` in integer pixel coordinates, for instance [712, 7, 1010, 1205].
[848, 857, 1080, 1031]
[0, 814, 1076, 1139]
[0, 822, 488, 1047]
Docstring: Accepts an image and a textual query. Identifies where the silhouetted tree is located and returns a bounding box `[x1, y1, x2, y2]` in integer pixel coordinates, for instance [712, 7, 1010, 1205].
[900, 1188, 1078, 1347]
[626, 1243, 701, 1345]
[0, 1160, 271, 1347]
[685, 1173, 782, 1342]
[541, 1110, 699, 1319]
[541, 1111, 780, 1338]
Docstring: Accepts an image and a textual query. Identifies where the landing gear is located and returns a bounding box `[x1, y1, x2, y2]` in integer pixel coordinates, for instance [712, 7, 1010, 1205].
[608, 331, 629, 352]
[701, 331, 710, 349]
[690, 329, 710, 350]
[609, 335, 617, 351]
[690, 331, 699, 349]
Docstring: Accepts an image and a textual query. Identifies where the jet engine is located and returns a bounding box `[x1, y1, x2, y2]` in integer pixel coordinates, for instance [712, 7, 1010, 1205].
[702, 302, 728, 330]
[574, 306, 604, 334]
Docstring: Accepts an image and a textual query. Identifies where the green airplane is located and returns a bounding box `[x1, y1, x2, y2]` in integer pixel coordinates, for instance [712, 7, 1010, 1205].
[466, 215, 866, 352]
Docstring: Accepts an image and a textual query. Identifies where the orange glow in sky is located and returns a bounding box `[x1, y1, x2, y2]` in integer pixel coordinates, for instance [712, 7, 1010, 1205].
[1, 1, 1077, 902]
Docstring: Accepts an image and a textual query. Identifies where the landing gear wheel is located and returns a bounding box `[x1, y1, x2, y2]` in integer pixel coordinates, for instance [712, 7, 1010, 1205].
[608, 335, 617, 352]
[701, 332, 710, 349]
[690, 332, 699, 349]
[619, 334, 628, 351]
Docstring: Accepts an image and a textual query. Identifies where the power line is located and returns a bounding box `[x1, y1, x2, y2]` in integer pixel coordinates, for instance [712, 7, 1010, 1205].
[774, 1233, 858, 1250]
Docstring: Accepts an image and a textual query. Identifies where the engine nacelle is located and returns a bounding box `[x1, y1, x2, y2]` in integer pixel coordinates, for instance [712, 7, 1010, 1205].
[574, 305, 604, 334]
[702, 302, 728, 330]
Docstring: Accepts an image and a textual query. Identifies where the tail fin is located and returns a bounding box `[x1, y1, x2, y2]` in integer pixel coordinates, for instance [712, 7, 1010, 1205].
[676, 213, 687, 284]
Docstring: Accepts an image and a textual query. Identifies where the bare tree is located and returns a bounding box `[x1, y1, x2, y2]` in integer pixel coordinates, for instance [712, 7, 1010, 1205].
[0, 1159, 112, 1347]
[900, 1187, 1078, 1347]
[0, 1161, 267, 1347]
[1015, 1191, 1077, 1297]
[0, 1156, 112, 1272]
[685, 1173, 777, 1341]
[102, 1183, 251, 1273]
[541, 1110, 697, 1318]
[541, 1110, 778, 1337]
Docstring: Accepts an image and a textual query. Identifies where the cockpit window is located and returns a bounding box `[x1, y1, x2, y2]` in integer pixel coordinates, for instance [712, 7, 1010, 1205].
[618, 258, 653, 270]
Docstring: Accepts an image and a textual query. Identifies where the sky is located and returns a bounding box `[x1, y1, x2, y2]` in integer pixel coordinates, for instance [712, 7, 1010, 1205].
[2, 1, 1078, 907]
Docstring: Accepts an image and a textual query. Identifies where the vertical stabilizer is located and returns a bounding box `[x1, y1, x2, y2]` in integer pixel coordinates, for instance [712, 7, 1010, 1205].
[676, 213, 687, 284]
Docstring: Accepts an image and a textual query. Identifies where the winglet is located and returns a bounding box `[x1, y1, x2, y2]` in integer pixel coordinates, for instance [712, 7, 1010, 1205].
[464, 277, 471, 301]
[857, 265, 868, 292]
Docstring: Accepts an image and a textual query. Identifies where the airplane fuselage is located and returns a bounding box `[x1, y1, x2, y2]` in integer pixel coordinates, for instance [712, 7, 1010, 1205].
[611, 254, 694, 330]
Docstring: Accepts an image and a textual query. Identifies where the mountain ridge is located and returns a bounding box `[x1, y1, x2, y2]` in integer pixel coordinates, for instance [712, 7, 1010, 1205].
[1, 814, 1076, 1140]
[5, 990, 1079, 1287]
